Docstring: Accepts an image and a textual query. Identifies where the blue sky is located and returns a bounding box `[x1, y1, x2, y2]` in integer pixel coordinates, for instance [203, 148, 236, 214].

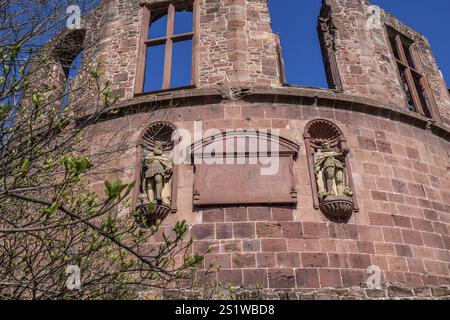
[269, 0, 450, 88]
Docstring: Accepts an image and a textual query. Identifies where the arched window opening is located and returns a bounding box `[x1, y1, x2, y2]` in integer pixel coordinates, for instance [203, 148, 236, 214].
[62, 50, 83, 108]
[268, 0, 329, 88]
[141, 2, 195, 93]
[52, 29, 85, 109]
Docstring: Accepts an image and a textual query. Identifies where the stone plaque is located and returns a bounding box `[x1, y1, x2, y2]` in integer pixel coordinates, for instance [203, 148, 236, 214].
[193, 158, 297, 206]
[190, 131, 299, 207]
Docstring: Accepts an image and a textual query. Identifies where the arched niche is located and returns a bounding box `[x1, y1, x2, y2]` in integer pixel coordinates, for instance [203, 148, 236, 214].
[141, 121, 177, 152]
[304, 119, 359, 222]
[189, 130, 299, 207]
[134, 121, 178, 217]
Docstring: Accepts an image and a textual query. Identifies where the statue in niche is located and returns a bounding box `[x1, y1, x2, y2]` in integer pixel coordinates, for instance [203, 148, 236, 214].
[140, 141, 173, 207]
[314, 140, 353, 201]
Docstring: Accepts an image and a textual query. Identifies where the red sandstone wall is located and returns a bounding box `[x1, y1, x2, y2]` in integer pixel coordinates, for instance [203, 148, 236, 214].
[321, 0, 450, 126]
[382, 11, 450, 125]
[75, 0, 282, 107]
[321, 0, 406, 107]
[185, 103, 449, 289]
[56, 0, 450, 126]
[35, 0, 450, 292]
[85, 95, 450, 290]
[37, 0, 450, 124]
[197, 0, 281, 87]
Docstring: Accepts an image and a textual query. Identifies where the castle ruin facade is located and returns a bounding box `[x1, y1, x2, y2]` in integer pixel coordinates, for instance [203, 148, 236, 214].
[36, 0, 450, 299]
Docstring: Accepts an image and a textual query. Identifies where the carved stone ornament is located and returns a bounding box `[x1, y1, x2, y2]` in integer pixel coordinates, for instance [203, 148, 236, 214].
[314, 140, 353, 200]
[135, 122, 177, 227]
[304, 119, 358, 223]
[141, 141, 173, 206]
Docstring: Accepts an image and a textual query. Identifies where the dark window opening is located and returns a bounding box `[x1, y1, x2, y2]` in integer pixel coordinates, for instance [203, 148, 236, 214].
[404, 45, 416, 69]
[389, 36, 400, 60]
[413, 73, 432, 118]
[387, 28, 435, 119]
[142, 2, 194, 93]
[399, 66, 416, 112]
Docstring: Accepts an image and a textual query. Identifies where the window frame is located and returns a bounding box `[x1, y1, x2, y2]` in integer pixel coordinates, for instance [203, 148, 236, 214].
[135, 0, 197, 95]
[386, 27, 441, 121]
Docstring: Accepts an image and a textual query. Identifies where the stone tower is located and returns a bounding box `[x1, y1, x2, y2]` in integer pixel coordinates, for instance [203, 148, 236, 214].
[38, 0, 450, 298]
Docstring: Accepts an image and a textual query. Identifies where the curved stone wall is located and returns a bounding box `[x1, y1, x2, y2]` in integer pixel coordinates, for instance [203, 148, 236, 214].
[83, 88, 450, 290]
[32, 0, 450, 295]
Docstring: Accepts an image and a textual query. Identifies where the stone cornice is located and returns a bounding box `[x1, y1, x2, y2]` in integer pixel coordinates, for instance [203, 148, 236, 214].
[75, 86, 450, 141]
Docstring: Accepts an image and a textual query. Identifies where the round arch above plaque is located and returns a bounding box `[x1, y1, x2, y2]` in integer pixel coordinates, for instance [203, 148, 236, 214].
[304, 119, 359, 223]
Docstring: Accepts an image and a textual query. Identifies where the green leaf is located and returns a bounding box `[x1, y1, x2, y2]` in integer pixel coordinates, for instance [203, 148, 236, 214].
[74, 157, 93, 176]
[103, 213, 116, 230]
[43, 159, 54, 171]
[104, 179, 128, 200]
[43, 202, 60, 217]
[147, 202, 154, 214]
[61, 156, 74, 172]
[61, 156, 92, 178]
[31, 92, 43, 106]
[103, 81, 112, 105]
[55, 115, 70, 128]
[18, 159, 30, 177]
[9, 44, 21, 59]
[173, 220, 187, 239]
[0, 104, 12, 118]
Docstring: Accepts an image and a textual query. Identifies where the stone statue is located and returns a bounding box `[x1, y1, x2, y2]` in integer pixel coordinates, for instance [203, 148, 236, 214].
[314, 140, 353, 200]
[141, 141, 173, 207]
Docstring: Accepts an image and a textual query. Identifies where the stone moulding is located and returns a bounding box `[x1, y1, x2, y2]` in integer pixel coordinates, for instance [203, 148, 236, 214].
[135, 203, 171, 227]
[318, 197, 354, 223]
[75, 86, 450, 141]
[304, 118, 359, 223]
[141, 284, 450, 300]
